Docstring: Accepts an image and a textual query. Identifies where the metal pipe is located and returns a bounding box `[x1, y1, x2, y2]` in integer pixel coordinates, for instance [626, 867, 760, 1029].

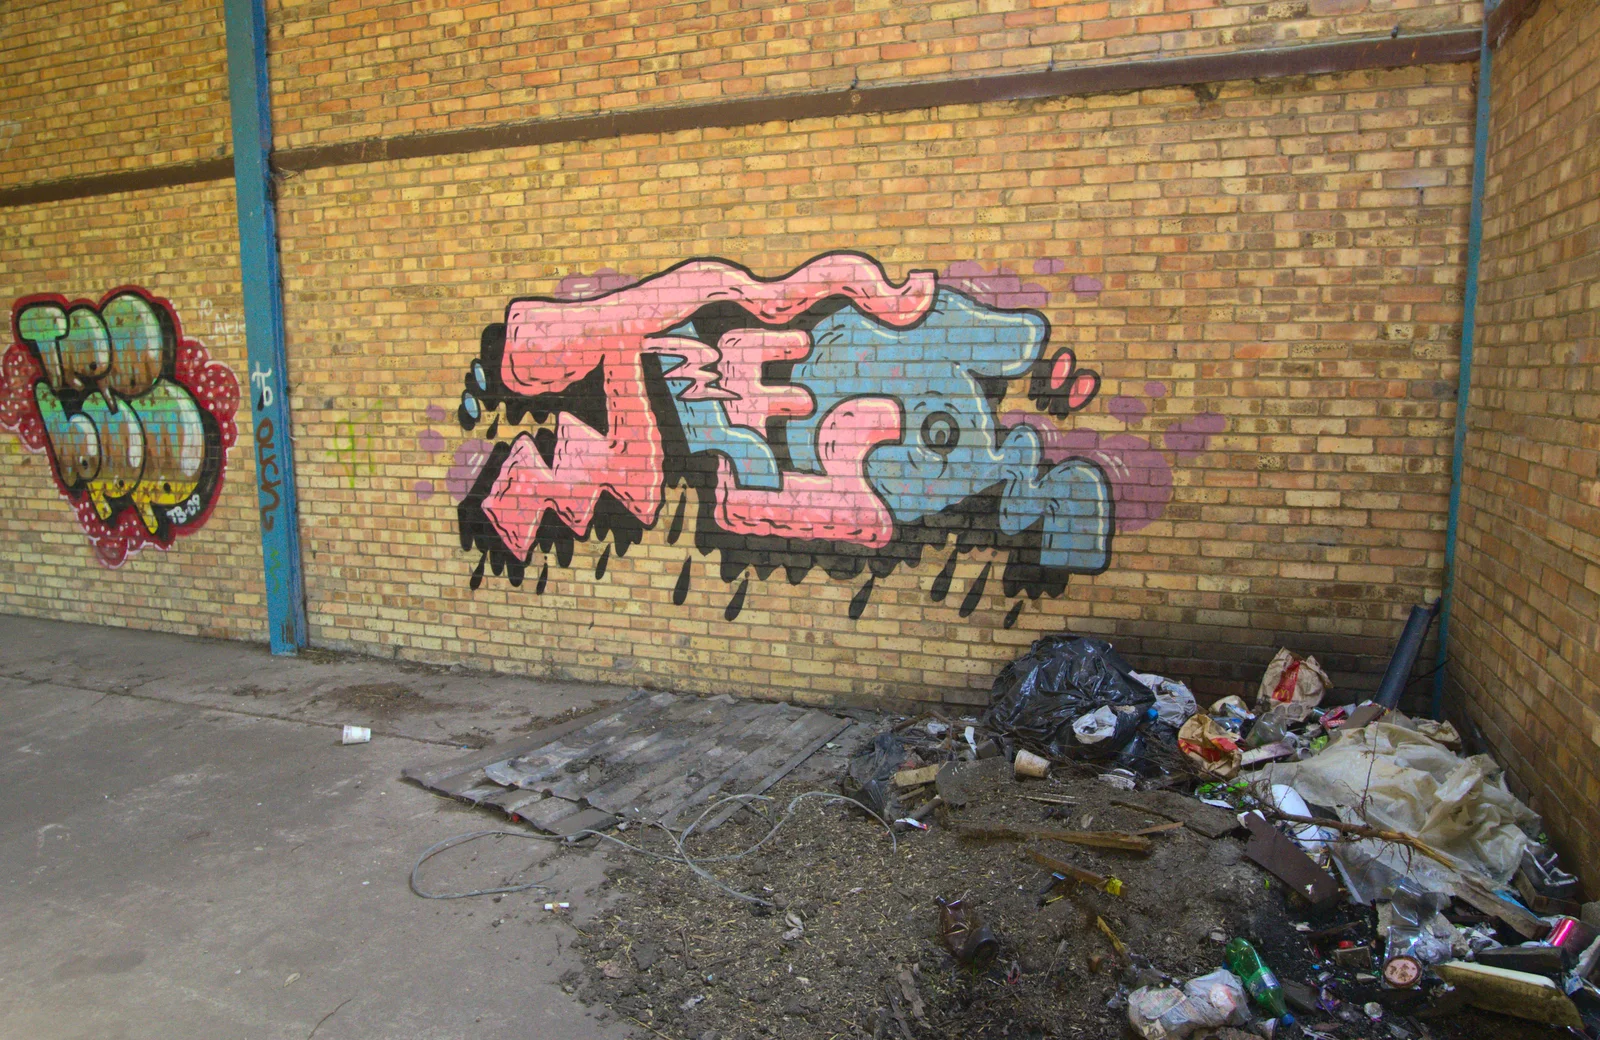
[1377, 600, 1441, 710]
[1431, 18, 1496, 719]
[224, 0, 308, 654]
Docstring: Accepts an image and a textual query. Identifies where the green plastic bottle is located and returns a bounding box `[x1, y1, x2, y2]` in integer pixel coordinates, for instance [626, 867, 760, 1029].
[1225, 937, 1293, 1023]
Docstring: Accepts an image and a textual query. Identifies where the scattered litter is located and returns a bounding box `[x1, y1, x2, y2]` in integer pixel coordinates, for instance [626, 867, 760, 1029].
[463, 639, 1592, 1040]
[340, 725, 371, 744]
[1128, 969, 1249, 1039]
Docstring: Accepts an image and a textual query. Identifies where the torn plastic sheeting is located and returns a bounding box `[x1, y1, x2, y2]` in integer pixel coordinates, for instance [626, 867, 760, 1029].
[1259, 720, 1538, 892]
[982, 636, 1154, 760]
[1131, 672, 1198, 727]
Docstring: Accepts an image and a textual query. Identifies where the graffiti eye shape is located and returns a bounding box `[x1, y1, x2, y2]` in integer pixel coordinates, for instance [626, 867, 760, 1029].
[471, 360, 488, 392]
[921, 411, 961, 456]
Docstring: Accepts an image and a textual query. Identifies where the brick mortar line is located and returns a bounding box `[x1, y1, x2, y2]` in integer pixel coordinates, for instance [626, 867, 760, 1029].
[0, 670, 470, 748]
[0, 30, 1479, 210]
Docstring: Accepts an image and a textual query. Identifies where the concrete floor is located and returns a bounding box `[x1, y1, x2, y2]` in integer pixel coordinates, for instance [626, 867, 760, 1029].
[0, 616, 637, 1040]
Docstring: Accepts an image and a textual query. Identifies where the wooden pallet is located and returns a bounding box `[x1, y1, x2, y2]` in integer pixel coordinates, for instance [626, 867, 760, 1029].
[403, 690, 854, 835]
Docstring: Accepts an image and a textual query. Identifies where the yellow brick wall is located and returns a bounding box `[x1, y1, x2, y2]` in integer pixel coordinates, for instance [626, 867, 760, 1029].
[275, 65, 1474, 704]
[0, 0, 1482, 706]
[266, 0, 1483, 149]
[0, 0, 232, 190]
[0, 183, 267, 640]
[1451, 0, 1600, 893]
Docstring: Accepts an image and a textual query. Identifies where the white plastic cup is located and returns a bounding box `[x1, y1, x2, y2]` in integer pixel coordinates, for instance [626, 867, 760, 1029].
[341, 725, 372, 744]
[1013, 749, 1050, 779]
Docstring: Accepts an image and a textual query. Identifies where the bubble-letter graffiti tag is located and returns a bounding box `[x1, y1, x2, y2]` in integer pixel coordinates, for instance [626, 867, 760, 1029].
[0, 288, 240, 566]
[453, 253, 1139, 621]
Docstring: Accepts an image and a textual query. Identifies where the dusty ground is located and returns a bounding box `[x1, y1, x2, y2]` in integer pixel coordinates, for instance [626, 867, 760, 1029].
[0, 616, 628, 1040]
[0, 617, 1576, 1040]
[565, 750, 1568, 1040]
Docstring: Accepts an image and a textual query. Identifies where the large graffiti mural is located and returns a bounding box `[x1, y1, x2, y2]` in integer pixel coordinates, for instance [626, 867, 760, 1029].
[0, 288, 240, 567]
[455, 253, 1220, 623]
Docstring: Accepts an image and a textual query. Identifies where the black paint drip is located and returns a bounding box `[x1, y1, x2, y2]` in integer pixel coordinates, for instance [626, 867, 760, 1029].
[930, 551, 958, 602]
[595, 544, 611, 579]
[485, 416, 500, 441]
[667, 492, 688, 545]
[536, 562, 548, 595]
[1003, 599, 1024, 629]
[469, 551, 486, 590]
[724, 576, 749, 622]
[672, 557, 692, 605]
[848, 575, 875, 619]
[958, 562, 992, 618]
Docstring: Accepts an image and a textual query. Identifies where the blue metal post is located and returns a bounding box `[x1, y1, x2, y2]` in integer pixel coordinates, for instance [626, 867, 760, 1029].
[1431, 25, 1494, 719]
[224, 0, 307, 654]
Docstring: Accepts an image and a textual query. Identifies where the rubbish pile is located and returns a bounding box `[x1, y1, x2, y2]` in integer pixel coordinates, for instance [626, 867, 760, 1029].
[933, 634, 1598, 1038]
[547, 632, 1593, 1040]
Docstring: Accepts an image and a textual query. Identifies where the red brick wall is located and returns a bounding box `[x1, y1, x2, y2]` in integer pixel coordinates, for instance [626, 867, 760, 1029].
[1450, 0, 1600, 894]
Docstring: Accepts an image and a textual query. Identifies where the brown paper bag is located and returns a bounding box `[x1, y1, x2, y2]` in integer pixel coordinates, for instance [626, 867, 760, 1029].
[1178, 715, 1242, 780]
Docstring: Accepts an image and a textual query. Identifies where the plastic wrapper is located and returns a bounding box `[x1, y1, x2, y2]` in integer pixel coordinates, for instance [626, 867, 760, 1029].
[1256, 648, 1329, 718]
[983, 636, 1154, 760]
[1131, 672, 1197, 727]
[1177, 715, 1242, 779]
[1128, 970, 1249, 1039]
[1260, 721, 1539, 890]
[845, 731, 905, 819]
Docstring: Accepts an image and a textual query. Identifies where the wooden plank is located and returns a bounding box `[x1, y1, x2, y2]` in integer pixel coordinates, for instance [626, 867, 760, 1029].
[698, 714, 853, 832]
[489, 693, 711, 795]
[518, 795, 587, 832]
[1242, 812, 1340, 908]
[1111, 790, 1241, 839]
[549, 807, 620, 838]
[402, 691, 659, 789]
[1455, 875, 1550, 940]
[586, 703, 779, 816]
[540, 696, 733, 802]
[631, 705, 797, 820]
[481, 789, 545, 815]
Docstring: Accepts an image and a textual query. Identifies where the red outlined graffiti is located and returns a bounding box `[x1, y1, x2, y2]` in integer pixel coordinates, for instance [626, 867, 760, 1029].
[0, 288, 239, 567]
